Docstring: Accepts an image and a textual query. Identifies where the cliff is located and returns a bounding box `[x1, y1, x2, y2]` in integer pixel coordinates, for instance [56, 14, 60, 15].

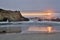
[0, 9, 29, 22]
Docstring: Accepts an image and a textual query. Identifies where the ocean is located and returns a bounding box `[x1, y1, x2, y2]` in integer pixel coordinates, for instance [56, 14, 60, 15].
[0, 21, 60, 40]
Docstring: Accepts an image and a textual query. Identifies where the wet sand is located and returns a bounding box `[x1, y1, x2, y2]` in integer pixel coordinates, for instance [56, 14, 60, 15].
[0, 33, 60, 40]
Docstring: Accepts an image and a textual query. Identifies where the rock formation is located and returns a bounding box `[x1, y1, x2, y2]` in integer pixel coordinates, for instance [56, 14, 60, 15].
[0, 9, 29, 22]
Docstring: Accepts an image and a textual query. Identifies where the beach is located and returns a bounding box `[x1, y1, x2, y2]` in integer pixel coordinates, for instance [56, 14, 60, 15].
[0, 33, 60, 40]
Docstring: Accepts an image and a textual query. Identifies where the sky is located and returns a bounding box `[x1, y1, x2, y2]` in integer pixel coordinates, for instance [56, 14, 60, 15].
[0, 0, 60, 17]
[0, 0, 60, 12]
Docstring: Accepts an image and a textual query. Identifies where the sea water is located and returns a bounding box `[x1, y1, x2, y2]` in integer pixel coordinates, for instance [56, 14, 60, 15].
[0, 21, 60, 40]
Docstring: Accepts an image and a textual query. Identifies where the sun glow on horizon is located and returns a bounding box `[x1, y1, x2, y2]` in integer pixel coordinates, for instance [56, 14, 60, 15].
[22, 12, 52, 16]
[22, 12, 54, 19]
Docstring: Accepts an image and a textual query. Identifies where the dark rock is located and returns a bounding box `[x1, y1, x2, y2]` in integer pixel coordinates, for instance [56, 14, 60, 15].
[51, 18, 60, 22]
[38, 18, 42, 21]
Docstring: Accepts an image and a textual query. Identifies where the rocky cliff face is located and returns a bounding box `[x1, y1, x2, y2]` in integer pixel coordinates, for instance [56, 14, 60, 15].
[0, 9, 29, 22]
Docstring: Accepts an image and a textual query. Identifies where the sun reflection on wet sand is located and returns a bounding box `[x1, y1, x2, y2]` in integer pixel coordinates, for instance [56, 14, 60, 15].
[27, 26, 55, 33]
[47, 26, 53, 33]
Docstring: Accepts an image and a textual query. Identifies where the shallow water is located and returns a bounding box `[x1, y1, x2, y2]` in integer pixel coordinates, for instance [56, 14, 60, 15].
[0, 21, 60, 40]
[0, 21, 60, 32]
